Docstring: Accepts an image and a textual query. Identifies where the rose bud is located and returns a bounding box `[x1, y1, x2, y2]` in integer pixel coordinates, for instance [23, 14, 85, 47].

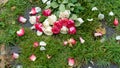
[34, 23, 43, 32]
[39, 41, 47, 46]
[68, 38, 76, 45]
[18, 16, 27, 23]
[12, 52, 19, 59]
[68, 58, 75, 67]
[67, 19, 75, 28]
[113, 18, 119, 26]
[16, 28, 25, 36]
[94, 32, 103, 37]
[33, 42, 39, 48]
[52, 25, 60, 34]
[42, 9, 51, 16]
[79, 37, 85, 44]
[63, 41, 68, 46]
[68, 27, 76, 35]
[29, 7, 41, 15]
[29, 54, 36, 61]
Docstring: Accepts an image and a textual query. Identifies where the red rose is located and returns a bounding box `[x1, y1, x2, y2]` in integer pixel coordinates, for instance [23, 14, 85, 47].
[53, 21, 63, 29]
[42, 9, 51, 16]
[59, 18, 69, 26]
[34, 23, 43, 32]
[68, 27, 76, 34]
[67, 19, 75, 28]
[52, 25, 60, 34]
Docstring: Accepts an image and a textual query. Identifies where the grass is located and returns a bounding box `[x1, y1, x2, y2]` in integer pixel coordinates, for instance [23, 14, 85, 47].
[0, 0, 120, 68]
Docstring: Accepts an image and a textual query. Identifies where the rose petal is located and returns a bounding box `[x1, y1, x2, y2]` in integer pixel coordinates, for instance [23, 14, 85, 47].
[79, 37, 85, 44]
[68, 38, 76, 45]
[12, 52, 19, 59]
[29, 54, 36, 61]
[109, 11, 114, 16]
[68, 58, 75, 66]
[94, 33, 103, 37]
[39, 41, 47, 46]
[40, 46, 46, 51]
[42, 9, 51, 16]
[16, 28, 25, 36]
[36, 30, 43, 36]
[18, 16, 27, 23]
[98, 13, 104, 20]
[116, 36, 120, 40]
[68, 27, 76, 35]
[113, 18, 119, 26]
[33, 42, 39, 48]
[63, 41, 68, 46]
[92, 7, 98, 11]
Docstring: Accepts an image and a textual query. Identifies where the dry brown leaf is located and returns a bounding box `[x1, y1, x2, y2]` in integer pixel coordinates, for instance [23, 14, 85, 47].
[95, 27, 106, 34]
[11, 6, 16, 11]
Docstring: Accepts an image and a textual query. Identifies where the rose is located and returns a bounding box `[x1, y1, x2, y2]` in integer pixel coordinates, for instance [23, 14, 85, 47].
[43, 27, 53, 35]
[43, 19, 50, 28]
[67, 19, 75, 28]
[60, 26, 68, 34]
[59, 18, 69, 26]
[47, 14, 57, 25]
[59, 10, 71, 18]
[68, 27, 76, 34]
[34, 23, 43, 32]
[42, 9, 51, 16]
[53, 21, 62, 29]
[52, 25, 60, 34]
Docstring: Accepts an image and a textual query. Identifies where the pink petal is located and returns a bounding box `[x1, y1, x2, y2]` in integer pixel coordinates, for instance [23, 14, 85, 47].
[68, 58, 75, 66]
[18, 16, 27, 23]
[94, 32, 102, 37]
[36, 15, 41, 23]
[16, 28, 25, 36]
[79, 37, 85, 44]
[29, 7, 37, 15]
[113, 18, 119, 26]
[68, 38, 76, 45]
[63, 41, 68, 46]
[12, 52, 19, 59]
[33, 42, 39, 48]
[29, 54, 36, 61]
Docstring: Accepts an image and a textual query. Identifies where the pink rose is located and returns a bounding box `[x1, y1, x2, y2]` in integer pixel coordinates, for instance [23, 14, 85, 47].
[59, 18, 69, 26]
[42, 9, 51, 16]
[67, 19, 75, 28]
[68, 27, 76, 34]
[53, 21, 62, 29]
[34, 23, 43, 32]
[52, 25, 60, 34]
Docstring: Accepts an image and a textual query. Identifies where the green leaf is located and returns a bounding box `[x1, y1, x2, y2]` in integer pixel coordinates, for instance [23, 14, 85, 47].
[45, 4, 51, 9]
[75, 21, 81, 27]
[71, 0, 77, 3]
[62, 0, 68, 4]
[51, 2, 58, 8]
[70, 14, 77, 20]
[59, 4, 65, 12]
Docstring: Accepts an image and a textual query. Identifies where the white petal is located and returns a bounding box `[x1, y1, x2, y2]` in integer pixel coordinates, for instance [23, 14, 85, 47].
[87, 18, 93, 21]
[30, 26, 35, 30]
[40, 46, 46, 51]
[39, 41, 47, 46]
[29, 16, 36, 24]
[60, 26, 68, 34]
[92, 7, 98, 11]
[77, 18, 84, 24]
[43, 27, 53, 35]
[116, 36, 120, 40]
[98, 13, 104, 20]
[79, 37, 85, 44]
[88, 66, 92, 68]
[35, 7, 41, 13]
[43, 19, 50, 28]
[46, 1, 51, 5]
[109, 11, 114, 16]
[48, 15, 57, 25]
[42, 0, 47, 3]
[37, 31, 43, 36]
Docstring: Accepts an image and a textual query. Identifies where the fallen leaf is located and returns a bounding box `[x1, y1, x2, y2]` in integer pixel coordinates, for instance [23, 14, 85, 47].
[95, 27, 106, 34]
[11, 6, 16, 11]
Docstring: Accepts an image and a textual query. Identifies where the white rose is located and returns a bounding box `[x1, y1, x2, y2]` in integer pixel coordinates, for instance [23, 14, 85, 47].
[92, 7, 98, 11]
[98, 13, 104, 20]
[43, 19, 50, 28]
[109, 11, 114, 16]
[29, 16, 36, 24]
[77, 18, 84, 24]
[60, 26, 68, 34]
[59, 10, 71, 18]
[43, 27, 53, 35]
[47, 15, 57, 25]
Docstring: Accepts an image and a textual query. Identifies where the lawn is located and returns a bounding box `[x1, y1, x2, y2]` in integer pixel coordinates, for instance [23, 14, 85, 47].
[0, 0, 120, 68]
